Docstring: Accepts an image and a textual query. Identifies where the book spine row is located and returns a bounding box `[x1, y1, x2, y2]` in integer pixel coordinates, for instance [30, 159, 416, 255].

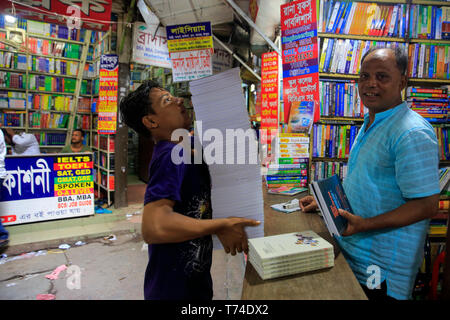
[407, 86, 449, 123]
[319, 79, 364, 118]
[319, 1, 408, 37]
[28, 56, 80, 76]
[409, 4, 450, 40]
[27, 75, 80, 93]
[0, 52, 27, 70]
[434, 126, 450, 161]
[35, 132, 66, 146]
[0, 72, 26, 89]
[30, 93, 75, 112]
[27, 38, 82, 59]
[0, 112, 25, 127]
[28, 112, 70, 129]
[408, 43, 450, 79]
[319, 38, 408, 75]
[311, 161, 348, 182]
[312, 124, 360, 159]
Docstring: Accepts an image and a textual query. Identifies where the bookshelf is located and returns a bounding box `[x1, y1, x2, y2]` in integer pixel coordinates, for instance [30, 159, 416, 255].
[0, 15, 118, 208]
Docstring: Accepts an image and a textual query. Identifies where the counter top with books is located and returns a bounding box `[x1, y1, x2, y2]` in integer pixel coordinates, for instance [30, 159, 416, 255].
[241, 183, 367, 300]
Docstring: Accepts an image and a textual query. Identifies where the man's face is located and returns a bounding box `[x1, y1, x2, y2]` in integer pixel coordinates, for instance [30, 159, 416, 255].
[71, 131, 83, 144]
[147, 88, 191, 133]
[358, 49, 406, 114]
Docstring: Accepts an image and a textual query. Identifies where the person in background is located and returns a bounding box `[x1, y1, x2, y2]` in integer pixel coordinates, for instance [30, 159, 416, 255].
[299, 47, 440, 300]
[60, 129, 92, 153]
[119, 80, 260, 300]
[0, 128, 8, 250]
[1, 126, 40, 155]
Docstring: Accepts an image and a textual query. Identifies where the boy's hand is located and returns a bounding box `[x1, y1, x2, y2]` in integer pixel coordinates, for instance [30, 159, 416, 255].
[216, 217, 260, 255]
[299, 195, 318, 212]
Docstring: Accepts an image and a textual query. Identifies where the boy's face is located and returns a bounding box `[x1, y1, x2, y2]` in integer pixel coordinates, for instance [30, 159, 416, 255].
[358, 49, 406, 114]
[147, 88, 191, 134]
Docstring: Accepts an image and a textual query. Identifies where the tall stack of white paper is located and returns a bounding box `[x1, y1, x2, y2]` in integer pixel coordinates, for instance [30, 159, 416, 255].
[190, 68, 264, 248]
[248, 230, 334, 280]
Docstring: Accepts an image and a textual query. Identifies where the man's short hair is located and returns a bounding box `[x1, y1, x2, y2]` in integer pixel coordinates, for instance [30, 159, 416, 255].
[360, 46, 408, 76]
[73, 128, 85, 137]
[119, 80, 162, 136]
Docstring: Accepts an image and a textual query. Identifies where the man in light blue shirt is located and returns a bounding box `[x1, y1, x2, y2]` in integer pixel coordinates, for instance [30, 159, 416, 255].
[300, 47, 440, 300]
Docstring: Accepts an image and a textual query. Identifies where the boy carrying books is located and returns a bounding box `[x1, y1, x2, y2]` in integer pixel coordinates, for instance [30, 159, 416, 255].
[300, 47, 440, 300]
[119, 80, 260, 300]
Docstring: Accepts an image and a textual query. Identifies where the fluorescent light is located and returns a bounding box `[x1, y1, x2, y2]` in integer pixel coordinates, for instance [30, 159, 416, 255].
[5, 15, 17, 23]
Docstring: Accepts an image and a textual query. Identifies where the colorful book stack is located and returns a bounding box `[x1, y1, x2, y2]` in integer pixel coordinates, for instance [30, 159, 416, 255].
[408, 44, 450, 79]
[28, 112, 70, 129]
[265, 159, 309, 191]
[319, 38, 407, 75]
[440, 167, 450, 196]
[319, 79, 365, 118]
[319, 1, 408, 37]
[407, 86, 448, 123]
[28, 75, 77, 93]
[0, 91, 26, 109]
[29, 94, 74, 112]
[0, 72, 25, 89]
[0, 111, 24, 127]
[35, 132, 66, 146]
[408, 5, 450, 40]
[74, 114, 91, 130]
[312, 124, 360, 159]
[248, 230, 334, 280]
[0, 52, 27, 69]
[311, 161, 348, 181]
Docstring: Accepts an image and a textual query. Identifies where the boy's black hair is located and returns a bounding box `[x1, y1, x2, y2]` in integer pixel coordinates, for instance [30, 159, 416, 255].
[360, 46, 408, 76]
[119, 80, 162, 136]
[73, 128, 85, 137]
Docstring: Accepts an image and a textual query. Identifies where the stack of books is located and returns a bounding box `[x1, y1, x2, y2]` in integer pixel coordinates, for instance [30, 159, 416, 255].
[407, 87, 448, 123]
[265, 158, 309, 191]
[248, 230, 334, 280]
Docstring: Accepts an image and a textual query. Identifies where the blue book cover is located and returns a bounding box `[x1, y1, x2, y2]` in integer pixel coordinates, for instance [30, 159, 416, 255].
[431, 6, 436, 39]
[412, 44, 419, 78]
[344, 39, 354, 74]
[310, 174, 350, 237]
[409, 5, 415, 38]
[334, 1, 348, 34]
[325, 0, 336, 32]
[324, 39, 335, 72]
[393, 5, 399, 37]
[339, 80, 345, 116]
[313, 124, 317, 157]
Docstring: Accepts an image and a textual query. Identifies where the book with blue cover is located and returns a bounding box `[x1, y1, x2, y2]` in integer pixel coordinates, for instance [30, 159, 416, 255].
[310, 174, 351, 237]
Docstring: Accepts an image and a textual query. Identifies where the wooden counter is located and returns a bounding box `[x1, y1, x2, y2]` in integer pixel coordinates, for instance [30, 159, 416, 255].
[241, 186, 367, 300]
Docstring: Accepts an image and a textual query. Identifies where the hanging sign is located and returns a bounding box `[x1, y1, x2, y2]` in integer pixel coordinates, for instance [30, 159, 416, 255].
[0, 153, 94, 225]
[280, 0, 320, 132]
[260, 51, 279, 145]
[166, 22, 213, 82]
[132, 22, 171, 69]
[98, 54, 118, 134]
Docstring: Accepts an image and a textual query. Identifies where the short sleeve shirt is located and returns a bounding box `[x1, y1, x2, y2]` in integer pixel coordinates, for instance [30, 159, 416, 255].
[337, 102, 440, 300]
[143, 139, 213, 300]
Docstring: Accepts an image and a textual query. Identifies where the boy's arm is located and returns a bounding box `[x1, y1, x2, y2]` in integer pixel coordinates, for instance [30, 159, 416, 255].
[142, 198, 261, 255]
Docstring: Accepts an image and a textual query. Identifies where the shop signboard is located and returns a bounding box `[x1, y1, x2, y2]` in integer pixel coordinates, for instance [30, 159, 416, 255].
[166, 22, 213, 82]
[0, 153, 95, 226]
[98, 54, 118, 134]
[132, 22, 172, 69]
[260, 51, 279, 146]
[0, 0, 112, 31]
[280, 0, 320, 132]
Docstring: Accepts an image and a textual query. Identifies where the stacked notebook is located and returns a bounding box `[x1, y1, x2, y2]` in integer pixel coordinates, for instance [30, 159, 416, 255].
[190, 68, 264, 247]
[248, 230, 334, 280]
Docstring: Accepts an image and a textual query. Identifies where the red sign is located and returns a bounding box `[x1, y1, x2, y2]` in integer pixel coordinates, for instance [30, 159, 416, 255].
[261, 51, 279, 145]
[280, 0, 320, 127]
[0, 0, 112, 31]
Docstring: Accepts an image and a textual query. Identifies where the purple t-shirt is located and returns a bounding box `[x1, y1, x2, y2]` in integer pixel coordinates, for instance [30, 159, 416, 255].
[143, 140, 213, 300]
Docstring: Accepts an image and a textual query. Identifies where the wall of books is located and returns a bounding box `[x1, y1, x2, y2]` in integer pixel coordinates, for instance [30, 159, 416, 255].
[0, 14, 118, 207]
